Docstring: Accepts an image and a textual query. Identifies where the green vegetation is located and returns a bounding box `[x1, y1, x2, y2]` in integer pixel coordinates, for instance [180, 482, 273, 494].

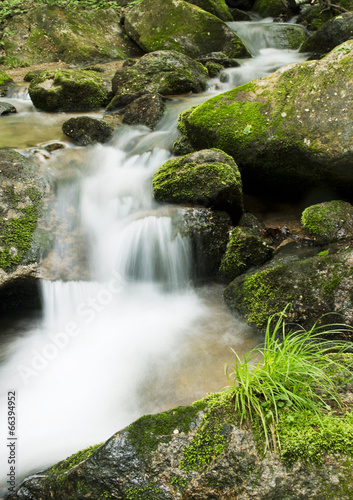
[225, 305, 353, 454]
[45, 443, 102, 475]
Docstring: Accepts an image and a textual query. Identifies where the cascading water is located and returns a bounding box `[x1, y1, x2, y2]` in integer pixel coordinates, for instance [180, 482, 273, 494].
[0, 18, 308, 494]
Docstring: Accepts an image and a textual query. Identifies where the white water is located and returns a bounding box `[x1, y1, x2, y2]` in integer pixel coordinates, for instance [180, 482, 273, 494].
[0, 20, 307, 493]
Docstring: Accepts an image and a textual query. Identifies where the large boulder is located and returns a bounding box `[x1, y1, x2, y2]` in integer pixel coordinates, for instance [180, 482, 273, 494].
[29, 69, 111, 112]
[0, 150, 50, 311]
[179, 40, 353, 201]
[301, 200, 353, 245]
[124, 0, 250, 59]
[110, 51, 208, 100]
[6, 390, 353, 499]
[0, 70, 13, 96]
[172, 207, 232, 279]
[300, 12, 353, 58]
[153, 149, 244, 223]
[224, 247, 353, 335]
[62, 117, 114, 146]
[0, 5, 143, 66]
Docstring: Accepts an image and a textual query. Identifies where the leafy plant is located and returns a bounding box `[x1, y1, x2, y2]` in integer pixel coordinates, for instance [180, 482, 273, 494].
[225, 304, 353, 453]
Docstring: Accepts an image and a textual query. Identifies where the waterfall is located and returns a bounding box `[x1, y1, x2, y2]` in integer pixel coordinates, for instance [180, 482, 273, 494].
[0, 18, 308, 493]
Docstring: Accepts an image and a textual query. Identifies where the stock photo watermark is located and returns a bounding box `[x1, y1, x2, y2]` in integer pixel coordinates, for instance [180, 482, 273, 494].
[6, 391, 16, 493]
[17, 271, 126, 385]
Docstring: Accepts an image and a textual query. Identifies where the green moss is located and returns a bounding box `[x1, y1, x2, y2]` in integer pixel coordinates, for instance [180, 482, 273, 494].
[45, 443, 102, 475]
[301, 200, 353, 244]
[126, 400, 207, 457]
[126, 481, 163, 499]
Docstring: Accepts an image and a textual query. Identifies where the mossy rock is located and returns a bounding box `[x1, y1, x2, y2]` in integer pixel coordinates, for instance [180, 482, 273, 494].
[0, 101, 16, 115]
[110, 50, 208, 98]
[28, 69, 111, 112]
[224, 247, 353, 335]
[301, 200, 353, 245]
[219, 226, 273, 282]
[122, 93, 166, 129]
[172, 207, 232, 279]
[7, 389, 353, 499]
[1, 5, 143, 67]
[297, 5, 334, 31]
[252, 0, 288, 18]
[185, 0, 233, 20]
[153, 148, 244, 223]
[300, 12, 353, 59]
[172, 135, 195, 156]
[179, 40, 353, 201]
[0, 69, 13, 96]
[62, 116, 114, 146]
[124, 0, 250, 59]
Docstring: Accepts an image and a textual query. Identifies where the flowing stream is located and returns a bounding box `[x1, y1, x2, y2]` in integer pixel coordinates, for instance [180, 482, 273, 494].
[0, 19, 307, 493]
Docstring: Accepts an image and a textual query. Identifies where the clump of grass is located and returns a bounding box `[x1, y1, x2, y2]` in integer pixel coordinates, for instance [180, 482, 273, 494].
[225, 304, 353, 453]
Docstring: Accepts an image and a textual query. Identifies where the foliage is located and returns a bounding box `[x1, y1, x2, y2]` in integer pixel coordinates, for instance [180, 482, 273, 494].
[225, 304, 353, 453]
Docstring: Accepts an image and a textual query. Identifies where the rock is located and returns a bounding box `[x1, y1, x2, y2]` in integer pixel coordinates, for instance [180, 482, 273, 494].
[173, 207, 232, 279]
[0, 70, 13, 97]
[172, 135, 195, 156]
[196, 52, 241, 68]
[179, 40, 353, 201]
[0, 150, 50, 311]
[122, 93, 166, 129]
[229, 8, 253, 21]
[185, 0, 233, 21]
[28, 69, 111, 112]
[224, 247, 353, 335]
[204, 61, 224, 77]
[1, 5, 143, 66]
[0, 101, 16, 115]
[252, 0, 289, 18]
[152, 149, 244, 224]
[219, 226, 273, 282]
[301, 200, 353, 245]
[124, 0, 250, 59]
[297, 5, 335, 31]
[62, 117, 114, 146]
[105, 91, 146, 112]
[300, 12, 353, 58]
[6, 390, 353, 499]
[258, 23, 310, 50]
[110, 51, 209, 99]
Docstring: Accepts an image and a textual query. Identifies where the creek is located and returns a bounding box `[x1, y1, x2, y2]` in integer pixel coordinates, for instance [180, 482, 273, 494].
[0, 18, 308, 492]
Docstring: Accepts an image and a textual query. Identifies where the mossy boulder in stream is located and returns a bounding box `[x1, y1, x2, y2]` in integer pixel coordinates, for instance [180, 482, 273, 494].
[179, 40, 353, 201]
[301, 200, 353, 245]
[62, 116, 114, 146]
[6, 389, 353, 499]
[219, 226, 273, 282]
[124, 0, 250, 59]
[0, 149, 50, 311]
[153, 149, 244, 224]
[29, 69, 111, 112]
[0, 5, 142, 67]
[224, 247, 353, 335]
[300, 12, 353, 59]
[0, 70, 13, 96]
[110, 51, 208, 99]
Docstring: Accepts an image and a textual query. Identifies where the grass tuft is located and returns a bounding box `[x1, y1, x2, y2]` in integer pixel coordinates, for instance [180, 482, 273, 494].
[225, 304, 353, 453]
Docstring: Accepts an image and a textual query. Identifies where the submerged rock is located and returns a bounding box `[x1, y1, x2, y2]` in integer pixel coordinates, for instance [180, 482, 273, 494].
[301, 200, 353, 245]
[110, 51, 209, 99]
[224, 247, 353, 335]
[6, 391, 353, 499]
[29, 69, 111, 112]
[0, 150, 50, 311]
[124, 0, 250, 59]
[0, 101, 16, 115]
[153, 149, 244, 224]
[179, 40, 353, 201]
[62, 116, 114, 146]
[1, 5, 143, 66]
